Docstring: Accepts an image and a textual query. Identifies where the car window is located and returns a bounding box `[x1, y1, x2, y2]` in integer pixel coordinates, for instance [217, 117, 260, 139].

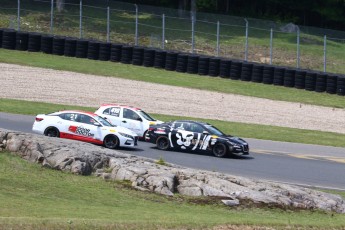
[123, 108, 140, 120]
[137, 110, 155, 121]
[188, 123, 205, 133]
[79, 114, 97, 125]
[62, 113, 79, 122]
[103, 107, 121, 117]
[173, 122, 184, 130]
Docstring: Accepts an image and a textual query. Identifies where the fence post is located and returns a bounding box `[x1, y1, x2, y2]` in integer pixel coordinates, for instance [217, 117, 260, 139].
[50, 0, 54, 33]
[107, 6, 110, 42]
[162, 14, 165, 49]
[270, 28, 273, 65]
[323, 35, 327, 73]
[244, 18, 248, 61]
[79, 0, 82, 39]
[135, 4, 138, 46]
[216, 21, 220, 57]
[17, 0, 20, 30]
[191, 13, 195, 54]
[296, 28, 300, 68]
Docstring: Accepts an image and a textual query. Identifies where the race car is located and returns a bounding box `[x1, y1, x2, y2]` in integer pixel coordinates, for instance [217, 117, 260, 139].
[145, 120, 249, 157]
[95, 104, 163, 138]
[32, 110, 138, 149]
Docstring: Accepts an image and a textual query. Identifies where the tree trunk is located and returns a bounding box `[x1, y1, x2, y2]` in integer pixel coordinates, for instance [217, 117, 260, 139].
[56, 0, 65, 13]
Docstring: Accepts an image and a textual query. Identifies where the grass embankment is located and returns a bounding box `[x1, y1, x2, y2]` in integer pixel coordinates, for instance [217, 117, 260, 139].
[1, 152, 344, 230]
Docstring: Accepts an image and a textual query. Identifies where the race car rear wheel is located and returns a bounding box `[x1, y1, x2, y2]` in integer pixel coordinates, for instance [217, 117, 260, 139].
[44, 127, 60, 137]
[156, 136, 170, 150]
[212, 143, 228, 157]
[104, 135, 119, 149]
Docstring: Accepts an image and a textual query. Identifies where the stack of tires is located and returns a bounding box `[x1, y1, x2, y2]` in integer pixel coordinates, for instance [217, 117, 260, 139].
[219, 59, 231, 78]
[132, 46, 144, 65]
[208, 58, 220, 77]
[153, 50, 166, 68]
[240, 63, 252, 81]
[87, 41, 100, 60]
[262, 65, 274, 84]
[315, 72, 327, 92]
[198, 56, 209, 75]
[326, 74, 338, 94]
[273, 67, 285, 86]
[337, 76, 345, 96]
[230, 60, 242, 80]
[251, 64, 264, 83]
[99, 42, 111, 61]
[52, 36, 65, 55]
[110, 43, 122, 62]
[186, 55, 199, 74]
[0, 28, 3, 48]
[294, 70, 306, 89]
[64, 38, 77, 57]
[28, 32, 41, 52]
[165, 52, 178, 71]
[176, 53, 188, 72]
[120, 46, 133, 64]
[41, 35, 53, 54]
[305, 72, 317, 91]
[15, 31, 29, 51]
[143, 48, 155, 67]
[2, 29, 16, 50]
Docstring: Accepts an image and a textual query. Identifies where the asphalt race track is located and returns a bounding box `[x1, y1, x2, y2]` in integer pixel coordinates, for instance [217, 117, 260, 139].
[1, 112, 345, 190]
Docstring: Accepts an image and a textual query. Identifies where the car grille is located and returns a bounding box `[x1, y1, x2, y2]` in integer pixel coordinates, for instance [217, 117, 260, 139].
[242, 145, 249, 152]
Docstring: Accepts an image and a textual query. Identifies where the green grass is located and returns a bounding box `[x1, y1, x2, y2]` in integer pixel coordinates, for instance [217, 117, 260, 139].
[1, 152, 345, 229]
[1, 49, 344, 109]
[1, 98, 345, 148]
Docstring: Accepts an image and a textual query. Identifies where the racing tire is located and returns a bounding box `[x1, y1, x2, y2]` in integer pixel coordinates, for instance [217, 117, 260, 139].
[103, 135, 119, 149]
[44, 127, 60, 138]
[156, 136, 170, 151]
[212, 143, 228, 158]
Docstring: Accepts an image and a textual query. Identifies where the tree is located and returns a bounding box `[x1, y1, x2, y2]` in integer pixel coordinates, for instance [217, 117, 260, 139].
[56, 0, 65, 12]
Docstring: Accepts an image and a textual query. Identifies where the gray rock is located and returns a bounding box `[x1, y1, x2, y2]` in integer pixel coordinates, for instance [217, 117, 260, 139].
[280, 22, 299, 33]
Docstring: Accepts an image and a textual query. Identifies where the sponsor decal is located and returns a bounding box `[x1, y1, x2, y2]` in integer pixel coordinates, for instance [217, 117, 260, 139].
[69, 125, 94, 137]
[109, 129, 116, 133]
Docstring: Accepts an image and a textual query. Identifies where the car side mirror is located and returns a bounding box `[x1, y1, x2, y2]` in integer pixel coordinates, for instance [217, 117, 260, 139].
[94, 122, 102, 127]
[137, 117, 143, 122]
[203, 131, 209, 135]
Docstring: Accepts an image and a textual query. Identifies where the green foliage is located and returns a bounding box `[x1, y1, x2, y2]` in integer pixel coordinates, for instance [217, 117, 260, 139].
[156, 156, 167, 166]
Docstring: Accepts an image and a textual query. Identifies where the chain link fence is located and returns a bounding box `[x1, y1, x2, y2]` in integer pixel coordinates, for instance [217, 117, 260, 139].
[1, 0, 345, 74]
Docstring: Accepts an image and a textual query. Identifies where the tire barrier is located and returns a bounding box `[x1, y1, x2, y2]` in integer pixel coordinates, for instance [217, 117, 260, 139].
[337, 76, 345, 96]
[165, 51, 178, 71]
[3, 29, 345, 97]
[153, 50, 166, 68]
[198, 56, 209, 75]
[294, 70, 306, 89]
[230, 60, 242, 80]
[110, 43, 122, 62]
[273, 67, 285, 86]
[252, 64, 264, 83]
[87, 40, 100, 60]
[262, 65, 274, 84]
[143, 48, 155, 67]
[187, 55, 199, 74]
[305, 72, 317, 91]
[219, 59, 231, 78]
[208, 58, 220, 77]
[98, 42, 111, 61]
[2, 29, 16, 50]
[0, 29, 3, 48]
[52, 36, 65, 55]
[27, 32, 41, 52]
[315, 72, 327, 93]
[176, 53, 188, 72]
[75, 39, 88, 58]
[120, 46, 133, 64]
[41, 35, 53, 54]
[240, 62, 253, 81]
[132, 46, 144, 65]
[326, 74, 337, 94]
[64, 38, 77, 57]
[15, 31, 29, 51]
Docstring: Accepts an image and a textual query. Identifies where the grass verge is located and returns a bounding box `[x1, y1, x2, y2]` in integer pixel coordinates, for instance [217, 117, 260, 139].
[1, 152, 345, 230]
[0, 49, 345, 109]
[1, 98, 345, 148]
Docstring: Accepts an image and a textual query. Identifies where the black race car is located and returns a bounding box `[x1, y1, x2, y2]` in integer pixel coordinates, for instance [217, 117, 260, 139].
[145, 120, 249, 157]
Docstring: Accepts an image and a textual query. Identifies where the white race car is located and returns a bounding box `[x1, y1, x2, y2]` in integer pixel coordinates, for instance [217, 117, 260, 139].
[95, 104, 163, 138]
[32, 110, 138, 149]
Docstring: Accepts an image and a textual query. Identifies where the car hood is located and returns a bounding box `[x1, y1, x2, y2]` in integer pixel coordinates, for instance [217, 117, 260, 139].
[105, 125, 138, 137]
[149, 120, 164, 125]
[219, 135, 248, 145]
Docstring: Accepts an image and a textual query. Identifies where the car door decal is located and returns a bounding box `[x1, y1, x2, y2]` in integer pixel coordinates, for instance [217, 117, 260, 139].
[192, 133, 201, 150]
[176, 131, 194, 150]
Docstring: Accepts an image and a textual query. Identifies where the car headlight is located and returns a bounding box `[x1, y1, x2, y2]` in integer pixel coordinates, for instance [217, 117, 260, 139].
[228, 141, 240, 147]
[119, 132, 134, 140]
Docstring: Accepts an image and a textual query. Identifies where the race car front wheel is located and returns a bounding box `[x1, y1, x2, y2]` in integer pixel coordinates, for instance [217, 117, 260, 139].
[213, 143, 228, 158]
[156, 136, 170, 150]
[45, 127, 60, 138]
[104, 135, 119, 149]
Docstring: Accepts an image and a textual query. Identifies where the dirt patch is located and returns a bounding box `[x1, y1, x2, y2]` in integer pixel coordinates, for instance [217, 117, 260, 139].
[1, 63, 345, 134]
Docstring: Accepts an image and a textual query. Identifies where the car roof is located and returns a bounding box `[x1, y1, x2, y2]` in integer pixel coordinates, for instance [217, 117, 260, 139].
[171, 120, 210, 126]
[57, 110, 98, 117]
[100, 103, 141, 111]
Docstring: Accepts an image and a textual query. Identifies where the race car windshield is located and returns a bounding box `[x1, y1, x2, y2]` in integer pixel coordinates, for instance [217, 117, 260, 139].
[94, 115, 114, 127]
[137, 110, 155, 121]
[205, 125, 225, 136]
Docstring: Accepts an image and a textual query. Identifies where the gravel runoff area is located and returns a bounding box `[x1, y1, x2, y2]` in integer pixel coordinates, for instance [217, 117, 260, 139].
[1, 62, 345, 134]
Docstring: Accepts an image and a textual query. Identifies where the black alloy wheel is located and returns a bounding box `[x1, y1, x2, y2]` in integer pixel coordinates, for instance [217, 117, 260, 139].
[156, 136, 170, 150]
[212, 143, 228, 157]
[45, 127, 60, 137]
[104, 135, 119, 149]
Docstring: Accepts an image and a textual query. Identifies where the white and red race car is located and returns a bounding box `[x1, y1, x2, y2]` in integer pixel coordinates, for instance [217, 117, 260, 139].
[32, 110, 138, 149]
[95, 104, 163, 138]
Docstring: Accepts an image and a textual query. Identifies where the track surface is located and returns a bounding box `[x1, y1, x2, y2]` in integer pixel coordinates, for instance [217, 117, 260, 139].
[1, 112, 345, 190]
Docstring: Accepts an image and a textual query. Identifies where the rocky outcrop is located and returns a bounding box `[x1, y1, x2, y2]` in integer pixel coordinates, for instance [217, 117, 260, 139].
[1, 128, 344, 213]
